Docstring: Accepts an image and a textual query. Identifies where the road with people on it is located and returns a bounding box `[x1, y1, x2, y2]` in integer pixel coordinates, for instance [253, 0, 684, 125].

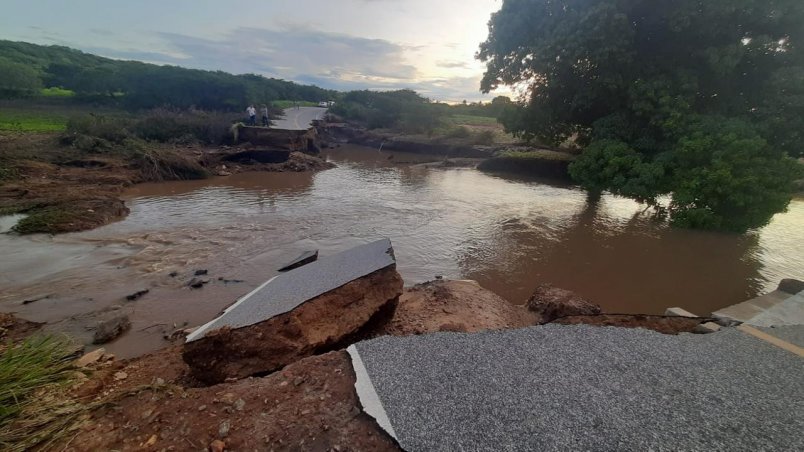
[270, 106, 327, 130]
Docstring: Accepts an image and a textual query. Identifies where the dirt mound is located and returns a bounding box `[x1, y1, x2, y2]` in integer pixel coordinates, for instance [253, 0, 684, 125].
[378, 279, 539, 335]
[526, 283, 602, 322]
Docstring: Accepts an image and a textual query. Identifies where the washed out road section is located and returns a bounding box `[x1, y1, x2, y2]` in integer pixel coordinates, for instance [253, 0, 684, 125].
[353, 324, 804, 451]
[186, 238, 395, 341]
[271, 106, 326, 130]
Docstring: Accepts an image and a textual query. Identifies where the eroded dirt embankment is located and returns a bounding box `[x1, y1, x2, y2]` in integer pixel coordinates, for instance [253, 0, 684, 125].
[35, 279, 710, 451]
[0, 132, 333, 234]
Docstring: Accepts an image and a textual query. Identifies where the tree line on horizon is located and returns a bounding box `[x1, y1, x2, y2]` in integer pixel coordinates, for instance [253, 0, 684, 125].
[0, 40, 336, 110]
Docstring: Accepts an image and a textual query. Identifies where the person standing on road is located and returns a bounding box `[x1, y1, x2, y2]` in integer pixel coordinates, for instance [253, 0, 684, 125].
[260, 104, 269, 127]
[246, 105, 257, 126]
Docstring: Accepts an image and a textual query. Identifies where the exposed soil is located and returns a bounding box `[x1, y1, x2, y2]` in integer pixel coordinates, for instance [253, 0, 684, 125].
[183, 267, 403, 384]
[63, 351, 399, 452]
[0, 132, 334, 234]
[377, 279, 538, 336]
[0, 312, 42, 344]
[552, 314, 708, 334]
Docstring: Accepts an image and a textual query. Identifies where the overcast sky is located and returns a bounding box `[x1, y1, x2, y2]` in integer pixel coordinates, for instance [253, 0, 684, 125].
[1, 0, 509, 102]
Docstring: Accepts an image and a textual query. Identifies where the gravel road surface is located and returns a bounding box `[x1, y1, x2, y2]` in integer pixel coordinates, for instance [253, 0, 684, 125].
[354, 324, 804, 451]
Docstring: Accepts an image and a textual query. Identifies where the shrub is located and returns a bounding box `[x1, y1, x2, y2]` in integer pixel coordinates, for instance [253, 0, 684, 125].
[474, 130, 496, 145]
[65, 114, 130, 144]
[131, 109, 236, 145]
[445, 126, 471, 139]
[131, 148, 209, 181]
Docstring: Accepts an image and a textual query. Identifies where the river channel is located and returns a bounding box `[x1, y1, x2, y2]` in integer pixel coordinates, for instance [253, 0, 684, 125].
[1, 145, 802, 357]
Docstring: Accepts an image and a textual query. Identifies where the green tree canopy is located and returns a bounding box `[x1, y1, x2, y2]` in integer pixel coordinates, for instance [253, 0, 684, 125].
[478, 0, 803, 231]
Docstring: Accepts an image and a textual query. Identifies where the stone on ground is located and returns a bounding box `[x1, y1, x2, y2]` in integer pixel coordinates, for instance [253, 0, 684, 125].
[526, 284, 601, 322]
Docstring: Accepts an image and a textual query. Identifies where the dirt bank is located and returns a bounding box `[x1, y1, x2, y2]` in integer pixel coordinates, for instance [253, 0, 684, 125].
[4, 279, 712, 450]
[376, 279, 538, 335]
[0, 132, 333, 234]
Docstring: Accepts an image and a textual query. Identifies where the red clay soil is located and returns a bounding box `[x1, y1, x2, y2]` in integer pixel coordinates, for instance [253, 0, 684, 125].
[0, 312, 42, 344]
[183, 267, 403, 384]
[377, 279, 539, 336]
[61, 351, 399, 452]
[553, 314, 707, 334]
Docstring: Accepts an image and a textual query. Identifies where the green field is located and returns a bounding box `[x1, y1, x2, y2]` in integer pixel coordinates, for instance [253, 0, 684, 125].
[0, 110, 68, 132]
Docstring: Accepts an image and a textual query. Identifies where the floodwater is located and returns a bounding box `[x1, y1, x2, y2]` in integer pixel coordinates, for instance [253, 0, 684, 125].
[1, 145, 802, 357]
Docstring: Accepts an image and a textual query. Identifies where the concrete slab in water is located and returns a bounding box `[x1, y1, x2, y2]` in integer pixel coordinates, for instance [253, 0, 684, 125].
[712, 289, 797, 325]
[352, 325, 804, 451]
[186, 238, 395, 342]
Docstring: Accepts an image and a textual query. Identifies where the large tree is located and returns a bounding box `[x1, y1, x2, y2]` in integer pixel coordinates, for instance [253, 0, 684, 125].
[478, 0, 803, 231]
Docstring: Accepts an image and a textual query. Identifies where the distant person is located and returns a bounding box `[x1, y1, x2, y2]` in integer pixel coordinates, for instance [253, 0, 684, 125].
[246, 105, 257, 125]
[260, 105, 269, 126]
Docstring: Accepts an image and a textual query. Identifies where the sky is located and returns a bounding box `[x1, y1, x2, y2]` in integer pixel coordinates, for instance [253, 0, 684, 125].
[1, 0, 509, 102]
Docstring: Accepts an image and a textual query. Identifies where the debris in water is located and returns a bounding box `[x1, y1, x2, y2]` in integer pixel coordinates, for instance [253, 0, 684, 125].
[188, 278, 210, 289]
[125, 289, 150, 301]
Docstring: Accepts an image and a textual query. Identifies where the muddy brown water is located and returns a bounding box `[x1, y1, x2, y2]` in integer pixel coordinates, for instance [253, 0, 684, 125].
[1, 145, 802, 358]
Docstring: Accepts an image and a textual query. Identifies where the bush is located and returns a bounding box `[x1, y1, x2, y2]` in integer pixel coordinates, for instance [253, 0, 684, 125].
[474, 130, 496, 145]
[131, 109, 237, 145]
[445, 126, 471, 139]
[131, 148, 209, 181]
[65, 114, 130, 144]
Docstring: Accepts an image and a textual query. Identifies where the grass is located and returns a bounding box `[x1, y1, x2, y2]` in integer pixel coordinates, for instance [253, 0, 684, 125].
[0, 111, 68, 132]
[39, 87, 75, 98]
[447, 114, 499, 127]
[271, 100, 319, 109]
[0, 335, 85, 451]
[497, 149, 576, 161]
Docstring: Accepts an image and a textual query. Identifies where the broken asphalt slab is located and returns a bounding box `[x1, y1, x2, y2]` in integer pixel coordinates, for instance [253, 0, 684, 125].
[350, 324, 804, 451]
[186, 238, 395, 342]
[183, 238, 402, 383]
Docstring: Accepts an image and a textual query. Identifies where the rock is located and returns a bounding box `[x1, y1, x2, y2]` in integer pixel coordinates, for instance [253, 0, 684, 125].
[218, 420, 230, 438]
[209, 439, 226, 452]
[234, 398, 245, 411]
[144, 434, 157, 447]
[125, 289, 149, 301]
[778, 278, 804, 294]
[93, 315, 131, 344]
[665, 307, 698, 317]
[183, 239, 402, 384]
[526, 284, 601, 323]
[188, 278, 210, 289]
[76, 348, 106, 367]
[168, 271, 179, 278]
[114, 371, 128, 381]
[693, 321, 721, 334]
[183, 265, 403, 384]
[194, 269, 209, 276]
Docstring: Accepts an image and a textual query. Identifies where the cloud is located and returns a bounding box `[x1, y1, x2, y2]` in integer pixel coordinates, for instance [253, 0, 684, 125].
[71, 25, 493, 101]
[436, 60, 470, 69]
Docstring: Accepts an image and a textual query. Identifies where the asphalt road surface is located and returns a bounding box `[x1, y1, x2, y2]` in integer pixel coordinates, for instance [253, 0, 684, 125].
[352, 324, 804, 451]
[270, 106, 327, 130]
